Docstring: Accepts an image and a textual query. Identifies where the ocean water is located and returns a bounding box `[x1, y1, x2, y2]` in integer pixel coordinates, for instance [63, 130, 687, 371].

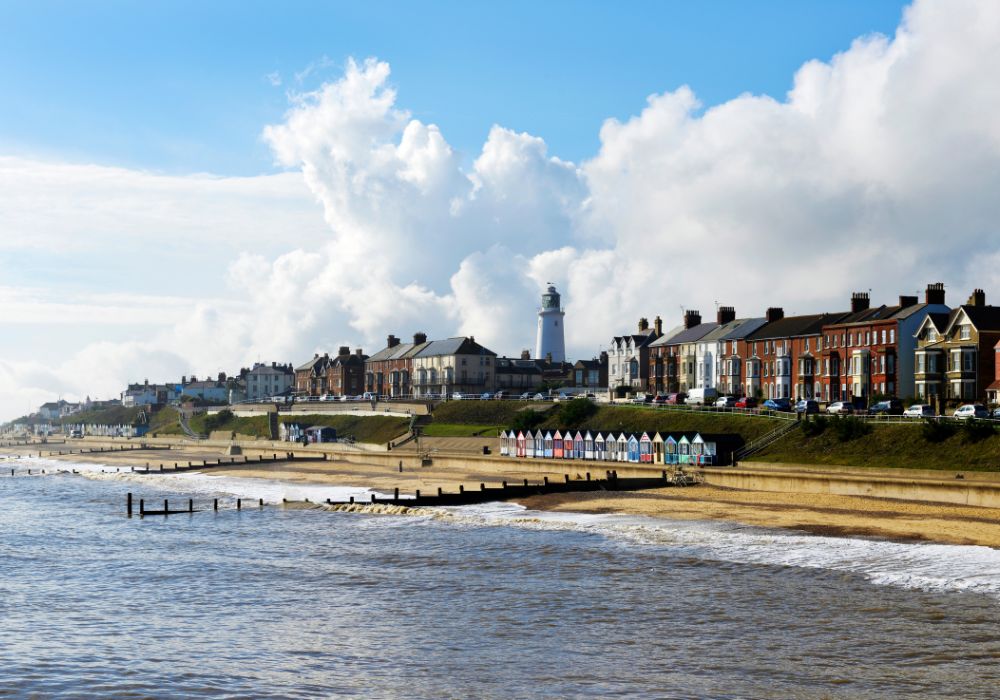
[2, 458, 1000, 699]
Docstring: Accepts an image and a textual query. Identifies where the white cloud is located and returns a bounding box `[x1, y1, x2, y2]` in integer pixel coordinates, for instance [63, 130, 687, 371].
[6, 0, 1000, 421]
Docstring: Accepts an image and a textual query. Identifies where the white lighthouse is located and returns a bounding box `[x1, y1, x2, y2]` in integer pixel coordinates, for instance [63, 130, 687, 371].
[535, 284, 566, 363]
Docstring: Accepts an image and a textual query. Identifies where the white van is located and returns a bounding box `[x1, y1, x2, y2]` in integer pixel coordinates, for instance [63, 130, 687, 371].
[685, 387, 718, 405]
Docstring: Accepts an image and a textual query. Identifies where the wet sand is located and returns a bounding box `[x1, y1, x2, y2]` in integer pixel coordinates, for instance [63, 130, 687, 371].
[8, 442, 1000, 548]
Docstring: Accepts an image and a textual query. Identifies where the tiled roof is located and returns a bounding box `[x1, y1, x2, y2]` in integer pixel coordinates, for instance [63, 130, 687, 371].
[646, 325, 686, 347]
[413, 337, 497, 358]
[748, 312, 847, 340]
[701, 317, 767, 343]
[660, 322, 719, 345]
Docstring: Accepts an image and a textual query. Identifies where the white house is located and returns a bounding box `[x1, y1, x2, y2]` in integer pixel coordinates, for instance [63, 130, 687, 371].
[607, 317, 662, 397]
[244, 362, 294, 402]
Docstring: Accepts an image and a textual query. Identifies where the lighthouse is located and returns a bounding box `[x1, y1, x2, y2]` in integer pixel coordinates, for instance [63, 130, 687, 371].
[535, 284, 566, 363]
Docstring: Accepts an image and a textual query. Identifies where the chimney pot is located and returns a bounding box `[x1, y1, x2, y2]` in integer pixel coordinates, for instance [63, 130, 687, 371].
[413, 332, 427, 345]
[520, 349, 531, 360]
[654, 315, 663, 335]
[638, 317, 649, 332]
[717, 306, 736, 325]
[967, 288, 986, 307]
[766, 307, 784, 323]
[850, 292, 870, 313]
[684, 310, 701, 329]
[925, 282, 946, 306]
[898, 295, 918, 308]
[338, 346, 349, 356]
[387, 334, 399, 348]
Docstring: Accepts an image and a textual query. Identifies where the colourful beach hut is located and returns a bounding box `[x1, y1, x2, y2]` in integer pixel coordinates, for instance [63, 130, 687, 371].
[652, 432, 664, 464]
[533, 430, 544, 458]
[626, 434, 641, 463]
[678, 435, 691, 464]
[691, 433, 717, 465]
[499, 430, 509, 456]
[616, 433, 628, 462]
[573, 431, 584, 459]
[543, 431, 554, 459]
[639, 432, 652, 463]
[525, 431, 536, 459]
[606, 433, 618, 462]
[664, 435, 678, 464]
[584, 431, 595, 460]
[516, 431, 526, 458]
[553, 430, 564, 459]
[594, 432, 606, 461]
[563, 432, 575, 459]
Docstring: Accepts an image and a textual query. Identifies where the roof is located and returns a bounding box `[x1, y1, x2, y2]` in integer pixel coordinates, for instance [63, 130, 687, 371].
[957, 305, 1000, 332]
[413, 337, 496, 358]
[661, 322, 720, 346]
[701, 317, 767, 343]
[183, 380, 224, 389]
[747, 312, 847, 340]
[495, 357, 543, 375]
[574, 357, 605, 369]
[295, 355, 329, 372]
[647, 324, 686, 348]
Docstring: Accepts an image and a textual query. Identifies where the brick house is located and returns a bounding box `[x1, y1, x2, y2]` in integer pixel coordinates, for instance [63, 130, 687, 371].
[655, 310, 719, 394]
[608, 317, 663, 397]
[294, 353, 331, 396]
[325, 348, 367, 397]
[365, 333, 429, 397]
[411, 337, 497, 398]
[914, 289, 1000, 404]
[712, 316, 769, 397]
[574, 353, 608, 390]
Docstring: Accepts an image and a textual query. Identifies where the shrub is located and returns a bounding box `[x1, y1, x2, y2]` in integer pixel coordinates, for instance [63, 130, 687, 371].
[960, 418, 996, 443]
[921, 418, 957, 443]
[832, 415, 871, 442]
[800, 415, 828, 437]
[557, 398, 598, 430]
[202, 409, 234, 433]
[509, 410, 545, 433]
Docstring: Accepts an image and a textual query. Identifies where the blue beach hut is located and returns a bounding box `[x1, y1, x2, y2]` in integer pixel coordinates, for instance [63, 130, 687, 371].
[534, 430, 545, 458]
[626, 434, 641, 463]
[543, 431, 554, 458]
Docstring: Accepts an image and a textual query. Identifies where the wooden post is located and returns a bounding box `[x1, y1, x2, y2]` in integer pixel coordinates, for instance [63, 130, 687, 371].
[564, 474, 570, 483]
[139, 499, 144, 516]
[237, 498, 242, 510]
[188, 499, 193, 513]
[371, 493, 376, 504]
[164, 499, 169, 515]
[480, 483, 485, 491]
[214, 498, 218, 511]
[586, 472, 590, 481]
[259, 498, 264, 508]
[437, 487, 443, 496]
[662, 470, 667, 480]
[543, 476, 549, 486]
[459, 484, 465, 494]
[127, 492, 133, 517]
[394, 487, 399, 501]
[523, 478, 528, 487]
[415, 489, 420, 499]
[350, 496, 355, 504]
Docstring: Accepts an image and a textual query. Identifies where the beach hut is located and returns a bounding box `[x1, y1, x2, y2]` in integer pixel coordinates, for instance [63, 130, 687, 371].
[553, 430, 564, 459]
[305, 425, 337, 443]
[616, 433, 628, 462]
[543, 431, 554, 459]
[516, 431, 526, 458]
[532, 430, 544, 458]
[525, 431, 536, 459]
[691, 433, 718, 465]
[678, 435, 691, 464]
[664, 435, 678, 464]
[652, 432, 664, 464]
[500, 430, 510, 456]
[594, 432, 606, 461]
[563, 432, 575, 459]
[626, 434, 641, 463]
[584, 431, 595, 460]
[574, 431, 585, 459]
[639, 432, 652, 463]
[606, 433, 618, 462]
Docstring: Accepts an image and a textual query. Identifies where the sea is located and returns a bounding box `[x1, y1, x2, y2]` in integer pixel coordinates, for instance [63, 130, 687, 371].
[1, 456, 999, 699]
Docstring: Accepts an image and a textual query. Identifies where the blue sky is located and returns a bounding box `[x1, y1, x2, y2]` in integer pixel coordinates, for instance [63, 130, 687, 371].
[1, 0, 908, 174]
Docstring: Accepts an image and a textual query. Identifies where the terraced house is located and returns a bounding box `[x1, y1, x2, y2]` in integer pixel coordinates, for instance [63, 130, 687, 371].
[608, 317, 662, 396]
[655, 310, 719, 394]
[411, 337, 497, 398]
[914, 289, 1000, 403]
[364, 333, 429, 398]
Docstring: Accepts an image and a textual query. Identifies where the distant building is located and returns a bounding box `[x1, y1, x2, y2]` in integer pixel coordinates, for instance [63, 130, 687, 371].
[412, 337, 497, 398]
[121, 380, 180, 407]
[535, 285, 566, 364]
[573, 353, 608, 390]
[609, 317, 662, 397]
[243, 362, 294, 402]
[180, 373, 229, 403]
[326, 348, 367, 397]
[365, 333, 430, 398]
[294, 354, 331, 396]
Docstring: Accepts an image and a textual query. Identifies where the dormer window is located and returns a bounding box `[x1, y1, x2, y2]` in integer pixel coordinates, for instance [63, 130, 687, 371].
[960, 325, 971, 340]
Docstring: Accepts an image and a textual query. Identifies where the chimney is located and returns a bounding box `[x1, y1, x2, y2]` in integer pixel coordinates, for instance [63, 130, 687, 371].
[338, 346, 350, 356]
[271, 362, 276, 368]
[898, 295, 918, 308]
[413, 332, 427, 345]
[520, 349, 531, 360]
[967, 288, 986, 307]
[717, 306, 736, 325]
[638, 317, 649, 332]
[599, 351, 608, 365]
[355, 348, 363, 357]
[314, 353, 319, 359]
[925, 282, 946, 306]
[323, 353, 329, 360]
[850, 292, 870, 313]
[218, 372, 226, 382]
[181, 376, 187, 385]
[654, 315, 663, 335]
[684, 310, 701, 329]
[387, 334, 399, 348]
[144, 379, 149, 387]
[546, 352, 553, 363]
[766, 307, 784, 323]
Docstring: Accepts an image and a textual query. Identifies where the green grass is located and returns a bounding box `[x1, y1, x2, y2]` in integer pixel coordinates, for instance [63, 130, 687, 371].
[280, 414, 409, 444]
[421, 423, 499, 437]
[537, 406, 778, 442]
[430, 400, 547, 425]
[58, 405, 145, 426]
[752, 420, 1000, 471]
[147, 407, 183, 435]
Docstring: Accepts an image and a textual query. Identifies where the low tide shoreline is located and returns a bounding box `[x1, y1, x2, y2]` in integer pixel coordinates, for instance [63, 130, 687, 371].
[7, 442, 1000, 548]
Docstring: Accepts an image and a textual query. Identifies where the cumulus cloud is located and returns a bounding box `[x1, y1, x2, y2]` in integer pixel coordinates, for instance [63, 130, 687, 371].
[5, 0, 1000, 421]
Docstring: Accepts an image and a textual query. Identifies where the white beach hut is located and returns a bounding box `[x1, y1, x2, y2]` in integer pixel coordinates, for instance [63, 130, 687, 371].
[584, 431, 595, 460]
[616, 433, 628, 462]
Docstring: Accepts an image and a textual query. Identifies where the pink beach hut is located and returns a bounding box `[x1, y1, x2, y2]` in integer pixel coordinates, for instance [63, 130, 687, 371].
[553, 430, 564, 459]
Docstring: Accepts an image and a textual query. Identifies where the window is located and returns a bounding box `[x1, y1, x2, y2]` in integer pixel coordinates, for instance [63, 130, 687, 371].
[964, 352, 975, 372]
[764, 342, 769, 355]
[881, 329, 887, 344]
[805, 338, 810, 352]
[960, 325, 971, 340]
[865, 331, 871, 345]
[879, 356, 885, 373]
[890, 329, 895, 344]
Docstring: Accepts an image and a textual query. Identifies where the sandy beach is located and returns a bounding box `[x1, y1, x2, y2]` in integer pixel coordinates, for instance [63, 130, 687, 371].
[9, 441, 1000, 548]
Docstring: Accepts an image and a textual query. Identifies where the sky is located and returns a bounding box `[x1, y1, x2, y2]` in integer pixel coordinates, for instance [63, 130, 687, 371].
[5, 0, 1000, 421]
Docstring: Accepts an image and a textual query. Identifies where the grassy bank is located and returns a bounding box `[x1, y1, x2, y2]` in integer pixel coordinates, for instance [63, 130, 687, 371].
[59, 405, 145, 426]
[430, 400, 548, 425]
[752, 418, 1000, 471]
[281, 414, 409, 444]
[421, 423, 498, 437]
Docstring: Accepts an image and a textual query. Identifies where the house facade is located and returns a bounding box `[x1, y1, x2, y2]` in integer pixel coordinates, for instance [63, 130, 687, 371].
[180, 374, 229, 403]
[913, 289, 1000, 403]
[659, 311, 719, 394]
[364, 333, 429, 398]
[326, 349, 367, 397]
[294, 354, 331, 396]
[609, 317, 662, 396]
[244, 362, 294, 402]
[121, 381, 180, 407]
[411, 337, 497, 397]
[495, 354, 544, 392]
[711, 316, 769, 396]
[573, 353, 608, 390]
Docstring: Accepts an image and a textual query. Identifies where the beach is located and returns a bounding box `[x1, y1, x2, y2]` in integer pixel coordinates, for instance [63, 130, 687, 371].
[11, 440, 1000, 549]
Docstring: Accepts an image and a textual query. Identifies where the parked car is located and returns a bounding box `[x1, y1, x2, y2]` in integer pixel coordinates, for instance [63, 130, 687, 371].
[632, 393, 651, 404]
[652, 394, 669, 405]
[763, 398, 791, 411]
[69, 429, 83, 439]
[868, 399, 904, 415]
[993, 407, 1000, 420]
[734, 396, 757, 409]
[518, 392, 532, 400]
[451, 392, 467, 400]
[685, 387, 718, 405]
[904, 404, 935, 418]
[318, 394, 333, 402]
[953, 404, 989, 420]
[480, 392, 493, 400]
[532, 393, 546, 401]
[715, 396, 737, 408]
[794, 399, 819, 414]
[826, 401, 854, 415]
[665, 392, 687, 405]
